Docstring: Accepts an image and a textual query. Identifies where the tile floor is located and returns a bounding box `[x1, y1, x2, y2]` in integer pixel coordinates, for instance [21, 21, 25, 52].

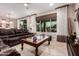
[13, 39, 68, 56]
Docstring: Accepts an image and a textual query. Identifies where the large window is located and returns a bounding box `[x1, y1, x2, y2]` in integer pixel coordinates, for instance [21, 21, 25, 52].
[36, 13, 57, 32]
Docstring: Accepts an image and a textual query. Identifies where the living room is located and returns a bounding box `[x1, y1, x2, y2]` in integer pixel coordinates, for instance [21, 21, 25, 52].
[0, 2, 79, 56]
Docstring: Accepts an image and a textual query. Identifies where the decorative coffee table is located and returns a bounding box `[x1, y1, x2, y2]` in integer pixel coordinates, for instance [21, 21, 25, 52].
[21, 35, 51, 56]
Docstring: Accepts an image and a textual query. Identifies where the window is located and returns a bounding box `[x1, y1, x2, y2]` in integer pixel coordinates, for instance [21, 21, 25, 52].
[20, 20, 27, 29]
[36, 21, 41, 31]
[50, 20, 57, 32]
[36, 13, 57, 32]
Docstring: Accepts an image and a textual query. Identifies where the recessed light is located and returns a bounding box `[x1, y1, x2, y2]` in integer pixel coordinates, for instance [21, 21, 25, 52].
[49, 3, 54, 6]
[9, 21, 13, 24]
[24, 3, 28, 7]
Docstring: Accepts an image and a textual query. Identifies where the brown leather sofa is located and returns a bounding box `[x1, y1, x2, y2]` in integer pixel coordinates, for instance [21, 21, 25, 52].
[0, 28, 35, 47]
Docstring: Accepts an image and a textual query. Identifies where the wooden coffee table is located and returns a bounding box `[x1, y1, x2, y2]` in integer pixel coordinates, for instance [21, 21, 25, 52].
[21, 35, 51, 56]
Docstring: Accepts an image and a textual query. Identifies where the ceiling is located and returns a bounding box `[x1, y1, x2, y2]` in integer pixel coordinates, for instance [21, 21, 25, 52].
[0, 3, 70, 19]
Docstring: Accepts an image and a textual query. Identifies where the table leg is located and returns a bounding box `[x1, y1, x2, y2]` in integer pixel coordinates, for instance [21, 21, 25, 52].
[35, 47, 38, 56]
[21, 40, 24, 51]
[48, 40, 50, 45]
[48, 37, 51, 45]
[0, 49, 1, 51]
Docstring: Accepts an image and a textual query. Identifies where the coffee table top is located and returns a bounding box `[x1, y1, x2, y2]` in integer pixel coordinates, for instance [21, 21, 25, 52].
[22, 34, 49, 44]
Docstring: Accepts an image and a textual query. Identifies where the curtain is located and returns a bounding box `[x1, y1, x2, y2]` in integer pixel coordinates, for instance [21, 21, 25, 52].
[67, 18, 73, 36]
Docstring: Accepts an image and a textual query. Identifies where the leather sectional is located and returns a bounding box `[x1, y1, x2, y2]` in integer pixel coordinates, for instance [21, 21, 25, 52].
[0, 28, 35, 47]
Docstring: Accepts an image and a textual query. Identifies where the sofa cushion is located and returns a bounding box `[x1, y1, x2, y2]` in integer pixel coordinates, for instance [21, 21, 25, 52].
[0, 39, 10, 51]
[6, 29, 15, 35]
[0, 29, 6, 35]
[0, 39, 3, 45]
[14, 29, 22, 33]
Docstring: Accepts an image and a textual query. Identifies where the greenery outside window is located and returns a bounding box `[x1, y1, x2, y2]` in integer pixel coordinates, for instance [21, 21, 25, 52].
[20, 20, 27, 29]
[36, 13, 57, 32]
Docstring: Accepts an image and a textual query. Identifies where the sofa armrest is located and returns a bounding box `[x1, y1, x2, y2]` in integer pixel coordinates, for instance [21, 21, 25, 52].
[0, 48, 19, 56]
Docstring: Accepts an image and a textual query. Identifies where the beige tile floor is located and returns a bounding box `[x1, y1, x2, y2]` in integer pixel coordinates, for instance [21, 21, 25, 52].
[13, 39, 68, 56]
